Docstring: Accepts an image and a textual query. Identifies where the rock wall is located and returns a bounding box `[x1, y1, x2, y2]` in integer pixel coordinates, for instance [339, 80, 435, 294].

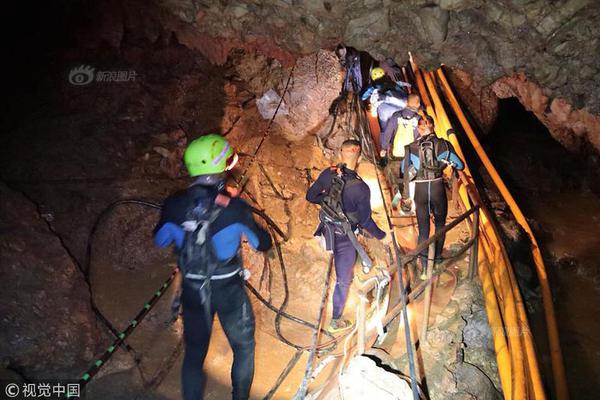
[149, 0, 600, 154]
[448, 68, 600, 157]
[0, 184, 100, 379]
[159, 0, 600, 111]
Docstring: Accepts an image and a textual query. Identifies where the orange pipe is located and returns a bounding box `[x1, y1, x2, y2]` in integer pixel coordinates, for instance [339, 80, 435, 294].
[436, 68, 568, 400]
[424, 69, 550, 399]
[411, 63, 522, 398]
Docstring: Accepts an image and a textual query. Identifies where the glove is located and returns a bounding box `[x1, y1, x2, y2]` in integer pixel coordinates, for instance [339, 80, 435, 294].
[378, 155, 389, 168]
[400, 198, 413, 213]
[154, 222, 185, 249]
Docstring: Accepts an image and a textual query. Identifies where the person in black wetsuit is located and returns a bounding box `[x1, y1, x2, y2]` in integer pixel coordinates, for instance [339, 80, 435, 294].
[306, 139, 386, 332]
[401, 116, 464, 276]
[153, 134, 272, 400]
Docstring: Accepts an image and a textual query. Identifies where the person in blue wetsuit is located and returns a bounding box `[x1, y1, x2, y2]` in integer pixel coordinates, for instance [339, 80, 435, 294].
[361, 67, 412, 130]
[154, 134, 271, 400]
[306, 139, 386, 332]
[400, 115, 464, 277]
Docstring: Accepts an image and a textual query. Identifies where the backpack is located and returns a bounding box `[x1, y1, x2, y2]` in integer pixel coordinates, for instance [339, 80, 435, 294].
[392, 114, 418, 158]
[178, 195, 232, 281]
[319, 165, 361, 230]
[170, 192, 238, 326]
[417, 135, 450, 180]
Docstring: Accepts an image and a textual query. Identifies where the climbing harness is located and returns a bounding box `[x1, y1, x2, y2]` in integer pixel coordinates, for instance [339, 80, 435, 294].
[319, 164, 373, 272]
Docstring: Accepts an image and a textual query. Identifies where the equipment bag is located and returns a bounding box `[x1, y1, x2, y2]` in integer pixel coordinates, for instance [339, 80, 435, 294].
[319, 165, 373, 270]
[417, 135, 449, 180]
[176, 195, 238, 326]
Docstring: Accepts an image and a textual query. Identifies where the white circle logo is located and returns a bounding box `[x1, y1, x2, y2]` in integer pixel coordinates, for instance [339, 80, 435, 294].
[68, 65, 95, 85]
[5, 383, 19, 398]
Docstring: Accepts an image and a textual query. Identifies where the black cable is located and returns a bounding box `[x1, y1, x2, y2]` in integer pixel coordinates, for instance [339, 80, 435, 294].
[86, 198, 335, 356]
[262, 349, 303, 400]
[237, 62, 296, 192]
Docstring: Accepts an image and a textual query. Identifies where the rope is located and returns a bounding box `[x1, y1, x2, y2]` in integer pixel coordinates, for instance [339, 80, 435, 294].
[236, 62, 296, 193]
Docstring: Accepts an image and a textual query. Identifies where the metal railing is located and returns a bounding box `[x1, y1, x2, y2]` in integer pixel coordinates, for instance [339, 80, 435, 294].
[352, 205, 480, 355]
[408, 59, 552, 400]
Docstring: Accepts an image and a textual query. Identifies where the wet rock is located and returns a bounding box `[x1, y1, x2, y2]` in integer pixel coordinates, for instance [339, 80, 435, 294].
[452, 361, 502, 400]
[0, 183, 100, 379]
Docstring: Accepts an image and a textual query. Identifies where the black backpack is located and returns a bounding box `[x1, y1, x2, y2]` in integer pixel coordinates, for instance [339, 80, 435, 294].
[178, 196, 229, 282]
[319, 165, 361, 230]
[417, 135, 449, 180]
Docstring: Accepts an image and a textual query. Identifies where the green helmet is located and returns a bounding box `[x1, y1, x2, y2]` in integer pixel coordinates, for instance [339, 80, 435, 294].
[184, 134, 237, 177]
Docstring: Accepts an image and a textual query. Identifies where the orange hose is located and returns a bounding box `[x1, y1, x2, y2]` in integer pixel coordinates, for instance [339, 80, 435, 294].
[425, 68, 550, 400]
[436, 68, 568, 400]
[411, 63, 522, 398]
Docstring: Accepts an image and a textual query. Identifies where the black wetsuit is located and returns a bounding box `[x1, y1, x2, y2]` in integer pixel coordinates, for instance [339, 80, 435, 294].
[154, 182, 271, 400]
[401, 134, 464, 267]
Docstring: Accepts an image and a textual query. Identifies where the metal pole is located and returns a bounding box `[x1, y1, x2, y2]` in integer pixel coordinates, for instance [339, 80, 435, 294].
[420, 243, 436, 341]
[357, 294, 367, 355]
[469, 209, 480, 281]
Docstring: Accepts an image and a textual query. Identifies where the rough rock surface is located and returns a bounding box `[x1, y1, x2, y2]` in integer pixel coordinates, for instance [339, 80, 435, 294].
[56, 0, 600, 155]
[449, 68, 600, 156]
[272, 50, 343, 141]
[0, 183, 100, 379]
[161, 0, 600, 112]
[151, 0, 600, 153]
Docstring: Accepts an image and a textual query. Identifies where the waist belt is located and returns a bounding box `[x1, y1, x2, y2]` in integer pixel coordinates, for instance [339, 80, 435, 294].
[414, 177, 443, 183]
[185, 266, 242, 281]
[321, 221, 372, 270]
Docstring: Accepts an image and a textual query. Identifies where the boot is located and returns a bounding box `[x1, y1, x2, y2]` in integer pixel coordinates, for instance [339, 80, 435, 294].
[327, 318, 353, 333]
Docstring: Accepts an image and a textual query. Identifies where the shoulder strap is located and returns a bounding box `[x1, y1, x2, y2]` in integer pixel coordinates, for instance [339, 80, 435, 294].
[178, 194, 230, 279]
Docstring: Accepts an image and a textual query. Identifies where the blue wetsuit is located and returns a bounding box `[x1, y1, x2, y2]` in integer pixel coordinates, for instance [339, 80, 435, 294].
[401, 134, 464, 267]
[306, 167, 385, 320]
[154, 182, 271, 400]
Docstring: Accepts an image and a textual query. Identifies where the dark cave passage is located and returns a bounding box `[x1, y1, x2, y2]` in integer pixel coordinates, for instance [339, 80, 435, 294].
[482, 97, 600, 400]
